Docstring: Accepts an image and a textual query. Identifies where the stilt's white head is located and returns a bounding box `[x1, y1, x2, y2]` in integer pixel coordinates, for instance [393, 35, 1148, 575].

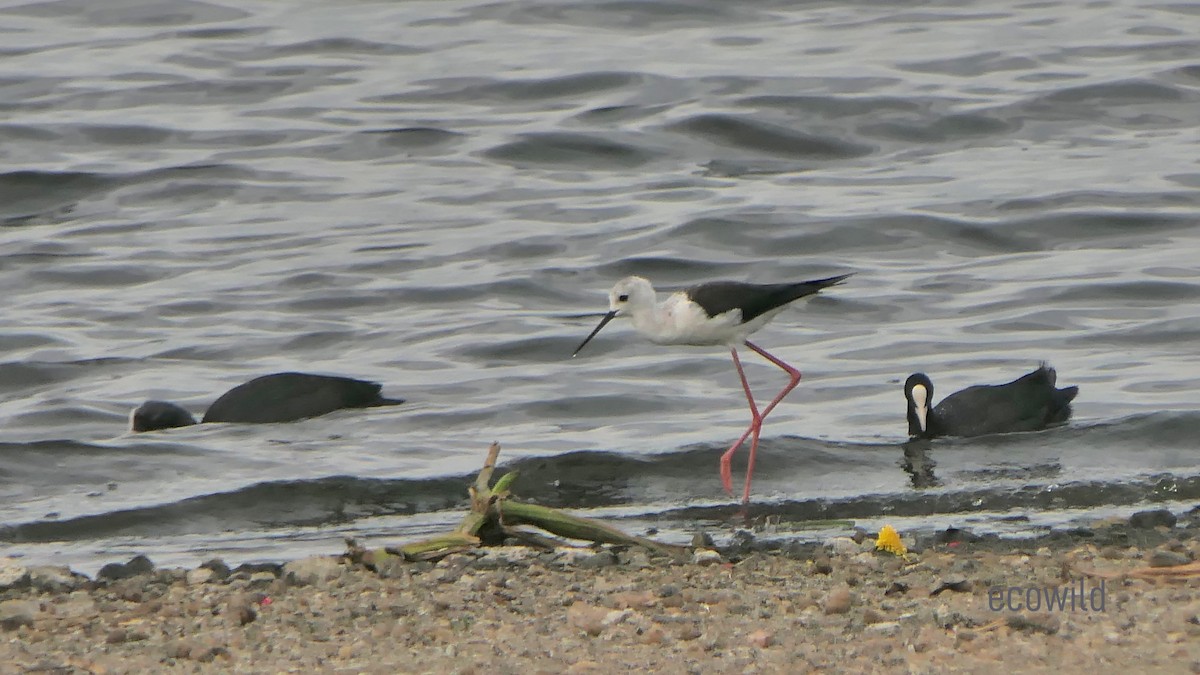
[573, 276, 658, 357]
[607, 276, 656, 316]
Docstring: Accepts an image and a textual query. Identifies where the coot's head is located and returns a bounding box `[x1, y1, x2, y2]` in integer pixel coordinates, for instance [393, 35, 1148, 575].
[904, 373, 934, 437]
[130, 400, 198, 432]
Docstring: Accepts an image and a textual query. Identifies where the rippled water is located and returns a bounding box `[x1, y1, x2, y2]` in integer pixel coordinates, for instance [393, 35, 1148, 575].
[2, 0, 1199, 572]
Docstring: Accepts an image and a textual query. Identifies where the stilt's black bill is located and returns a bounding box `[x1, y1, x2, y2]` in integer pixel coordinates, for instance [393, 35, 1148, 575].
[572, 310, 617, 356]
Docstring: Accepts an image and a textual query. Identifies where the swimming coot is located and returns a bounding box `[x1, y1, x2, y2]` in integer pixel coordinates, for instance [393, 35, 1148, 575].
[130, 372, 404, 432]
[904, 365, 1077, 439]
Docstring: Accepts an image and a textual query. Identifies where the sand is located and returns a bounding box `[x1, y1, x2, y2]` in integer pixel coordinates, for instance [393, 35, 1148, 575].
[3, 508, 1200, 674]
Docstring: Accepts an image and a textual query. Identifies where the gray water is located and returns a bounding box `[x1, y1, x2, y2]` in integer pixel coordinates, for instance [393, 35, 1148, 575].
[2, 0, 1200, 573]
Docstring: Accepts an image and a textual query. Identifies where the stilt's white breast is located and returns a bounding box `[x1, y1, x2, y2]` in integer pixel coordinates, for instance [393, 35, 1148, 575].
[635, 292, 744, 346]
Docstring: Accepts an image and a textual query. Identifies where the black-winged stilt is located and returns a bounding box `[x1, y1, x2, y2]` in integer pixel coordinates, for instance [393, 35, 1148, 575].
[904, 364, 1078, 439]
[573, 273, 852, 503]
[130, 372, 405, 432]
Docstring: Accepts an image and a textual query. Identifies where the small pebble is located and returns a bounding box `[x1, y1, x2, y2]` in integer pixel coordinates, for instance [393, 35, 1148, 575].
[1149, 549, 1192, 568]
[864, 621, 901, 637]
[1129, 509, 1177, 530]
[746, 629, 774, 647]
[823, 586, 852, 615]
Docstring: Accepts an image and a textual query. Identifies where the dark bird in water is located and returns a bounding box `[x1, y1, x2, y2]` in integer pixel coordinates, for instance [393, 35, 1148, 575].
[130, 372, 405, 432]
[904, 364, 1078, 439]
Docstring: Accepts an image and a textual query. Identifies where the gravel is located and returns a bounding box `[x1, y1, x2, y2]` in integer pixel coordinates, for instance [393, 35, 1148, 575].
[3, 514, 1200, 673]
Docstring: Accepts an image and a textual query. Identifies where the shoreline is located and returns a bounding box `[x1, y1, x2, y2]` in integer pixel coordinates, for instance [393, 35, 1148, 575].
[3, 507, 1200, 673]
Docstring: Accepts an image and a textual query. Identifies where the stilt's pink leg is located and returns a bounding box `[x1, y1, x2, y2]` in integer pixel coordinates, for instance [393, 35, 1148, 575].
[724, 340, 803, 504]
[719, 347, 761, 495]
[743, 341, 803, 420]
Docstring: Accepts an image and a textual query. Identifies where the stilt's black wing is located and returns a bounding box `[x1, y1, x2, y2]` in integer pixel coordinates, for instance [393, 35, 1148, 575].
[685, 273, 852, 322]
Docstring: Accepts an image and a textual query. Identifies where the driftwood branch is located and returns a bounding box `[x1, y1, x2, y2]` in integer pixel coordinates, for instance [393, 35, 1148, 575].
[349, 442, 688, 565]
[499, 500, 686, 559]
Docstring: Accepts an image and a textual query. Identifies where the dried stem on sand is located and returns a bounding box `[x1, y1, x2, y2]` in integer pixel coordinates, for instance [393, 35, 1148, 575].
[346, 442, 689, 567]
[1079, 560, 1200, 581]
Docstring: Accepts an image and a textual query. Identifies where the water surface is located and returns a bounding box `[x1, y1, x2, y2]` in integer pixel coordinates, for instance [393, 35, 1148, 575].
[2, 0, 1199, 573]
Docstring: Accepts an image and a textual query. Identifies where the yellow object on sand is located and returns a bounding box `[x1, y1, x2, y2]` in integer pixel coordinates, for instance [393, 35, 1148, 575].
[875, 525, 907, 556]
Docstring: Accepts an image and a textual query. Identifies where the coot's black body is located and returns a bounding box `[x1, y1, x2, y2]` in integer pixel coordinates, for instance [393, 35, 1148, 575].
[904, 365, 1077, 439]
[130, 372, 404, 432]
